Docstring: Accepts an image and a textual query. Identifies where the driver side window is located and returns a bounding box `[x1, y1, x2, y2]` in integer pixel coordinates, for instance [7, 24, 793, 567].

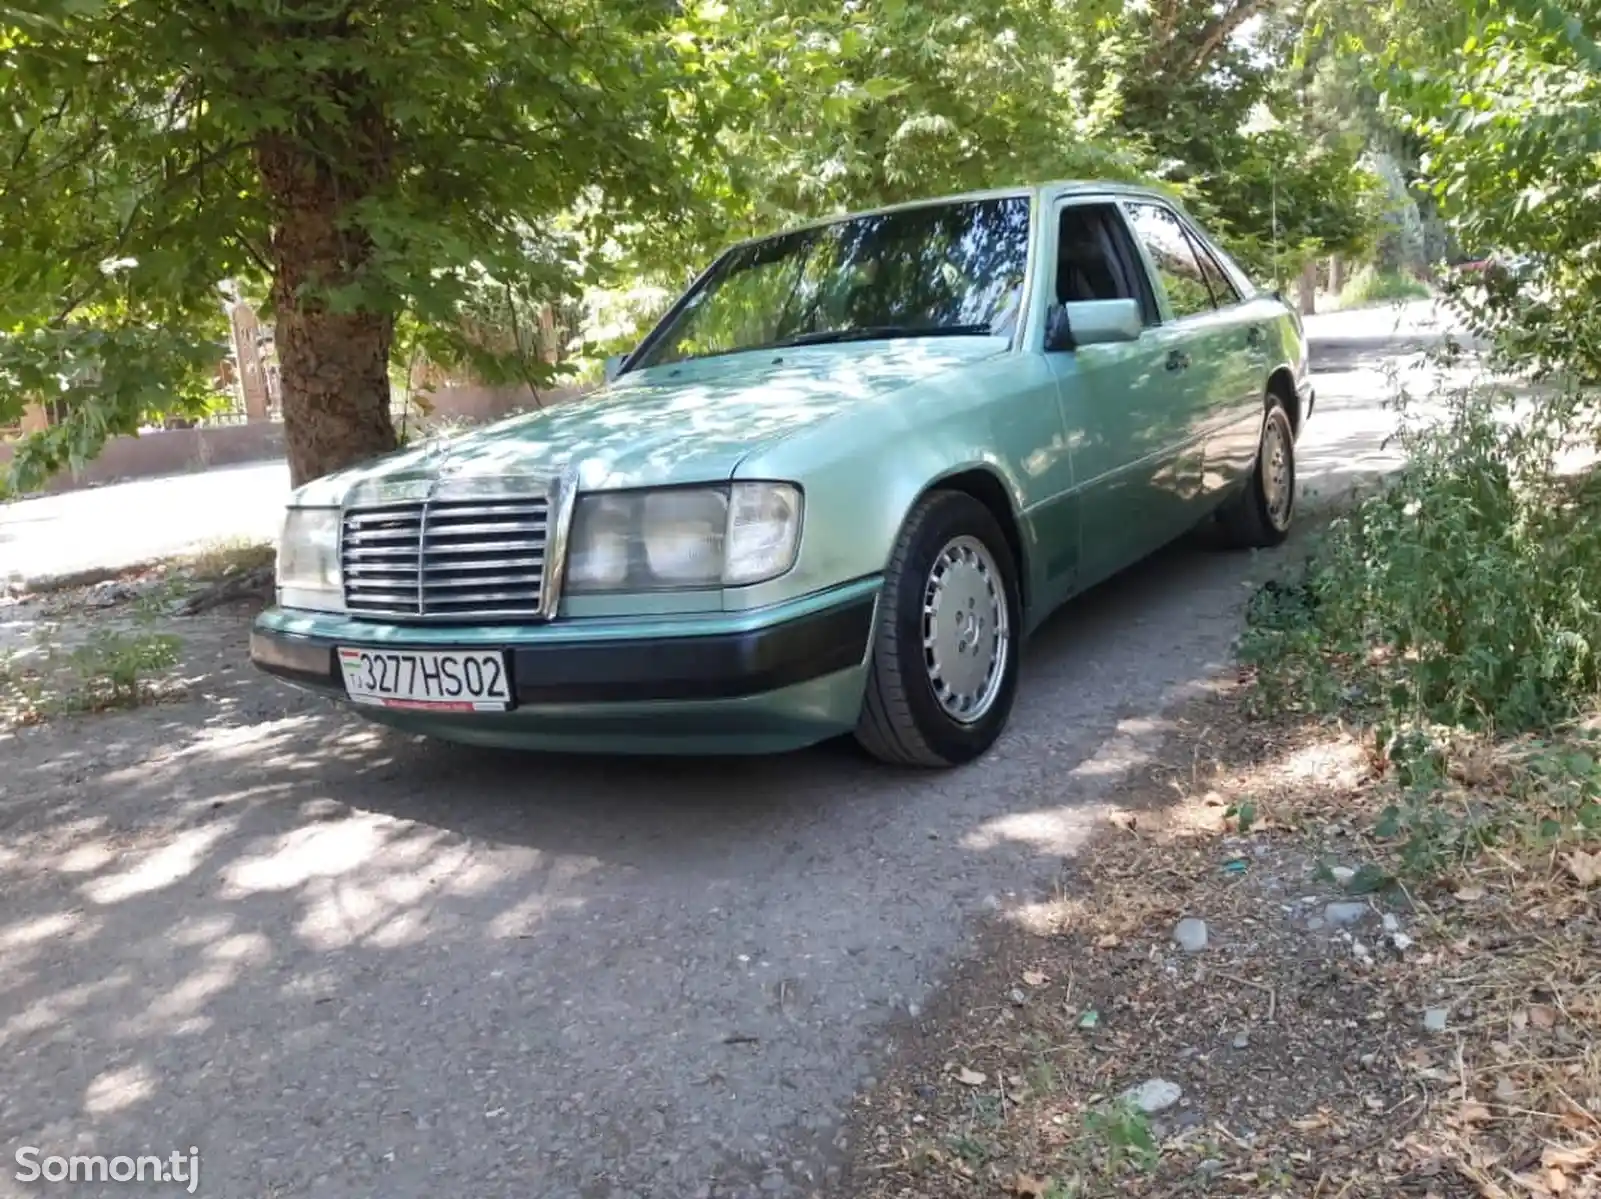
[1053, 203, 1158, 324]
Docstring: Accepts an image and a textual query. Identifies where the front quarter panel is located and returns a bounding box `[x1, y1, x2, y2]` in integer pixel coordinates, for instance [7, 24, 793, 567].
[726, 353, 1065, 615]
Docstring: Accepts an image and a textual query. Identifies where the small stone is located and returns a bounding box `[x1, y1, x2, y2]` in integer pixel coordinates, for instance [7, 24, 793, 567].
[1330, 866, 1356, 886]
[1232, 1030, 1250, 1049]
[1305, 917, 1326, 931]
[982, 894, 1003, 912]
[1174, 917, 1209, 953]
[1359, 1052, 1379, 1069]
[1122, 1078, 1183, 1115]
[1423, 1008, 1450, 1033]
[1390, 932, 1414, 952]
[1381, 913, 1401, 934]
[906, 1003, 921, 1019]
[1325, 901, 1371, 927]
[1008, 988, 1027, 1007]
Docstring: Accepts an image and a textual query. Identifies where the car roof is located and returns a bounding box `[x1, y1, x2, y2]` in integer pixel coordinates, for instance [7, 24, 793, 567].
[723, 181, 1185, 248]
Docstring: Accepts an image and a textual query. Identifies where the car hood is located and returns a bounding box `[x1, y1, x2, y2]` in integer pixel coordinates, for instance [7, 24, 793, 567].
[294, 337, 1006, 505]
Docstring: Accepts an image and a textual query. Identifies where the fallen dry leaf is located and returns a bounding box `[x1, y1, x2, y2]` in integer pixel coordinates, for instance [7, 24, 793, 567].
[1563, 849, 1601, 887]
[1454, 885, 1486, 902]
[1542, 1144, 1595, 1170]
[1455, 1100, 1493, 1125]
[1021, 970, 1048, 987]
[1094, 933, 1120, 949]
[955, 1067, 987, 1087]
[1547, 1167, 1567, 1193]
[1528, 1004, 1559, 1030]
[1012, 1173, 1051, 1197]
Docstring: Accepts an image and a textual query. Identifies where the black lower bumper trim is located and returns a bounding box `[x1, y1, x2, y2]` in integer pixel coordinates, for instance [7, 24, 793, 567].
[250, 593, 877, 705]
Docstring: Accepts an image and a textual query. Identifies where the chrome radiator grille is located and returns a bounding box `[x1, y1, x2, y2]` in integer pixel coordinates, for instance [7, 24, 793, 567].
[341, 496, 552, 620]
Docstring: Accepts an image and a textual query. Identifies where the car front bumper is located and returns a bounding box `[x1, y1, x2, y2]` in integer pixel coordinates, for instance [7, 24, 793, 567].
[250, 577, 881, 755]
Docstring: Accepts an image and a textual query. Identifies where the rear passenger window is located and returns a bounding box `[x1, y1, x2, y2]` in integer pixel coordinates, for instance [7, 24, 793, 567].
[1124, 203, 1216, 319]
[1189, 236, 1242, 306]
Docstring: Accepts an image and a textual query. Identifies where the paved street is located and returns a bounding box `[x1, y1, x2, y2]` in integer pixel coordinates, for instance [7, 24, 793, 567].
[0, 300, 1462, 1199]
[0, 460, 290, 589]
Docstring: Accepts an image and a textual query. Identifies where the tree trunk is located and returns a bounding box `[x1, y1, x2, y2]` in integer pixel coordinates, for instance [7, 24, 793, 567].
[1298, 260, 1318, 316]
[256, 97, 397, 489]
[1329, 254, 1345, 295]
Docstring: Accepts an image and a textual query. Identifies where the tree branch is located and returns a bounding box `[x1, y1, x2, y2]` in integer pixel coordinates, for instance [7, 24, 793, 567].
[1184, 0, 1266, 73]
[51, 139, 249, 323]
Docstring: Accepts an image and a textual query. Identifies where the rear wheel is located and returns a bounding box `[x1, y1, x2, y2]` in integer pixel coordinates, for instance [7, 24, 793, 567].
[1218, 399, 1296, 549]
[854, 491, 1022, 768]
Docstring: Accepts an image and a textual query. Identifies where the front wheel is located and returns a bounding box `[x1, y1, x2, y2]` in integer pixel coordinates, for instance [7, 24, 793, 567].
[1218, 400, 1296, 549]
[854, 491, 1022, 768]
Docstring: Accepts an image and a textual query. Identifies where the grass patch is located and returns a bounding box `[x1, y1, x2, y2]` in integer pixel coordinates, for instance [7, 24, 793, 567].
[0, 626, 184, 727]
[1334, 264, 1433, 309]
[180, 535, 276, 583]
[1332, 264, 1433, 310]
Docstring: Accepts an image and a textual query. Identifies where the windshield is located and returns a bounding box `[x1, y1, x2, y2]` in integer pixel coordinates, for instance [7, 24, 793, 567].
[629, 195, 1033, 370]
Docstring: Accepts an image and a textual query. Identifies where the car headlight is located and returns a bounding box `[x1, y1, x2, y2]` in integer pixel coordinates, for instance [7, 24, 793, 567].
[276, 507, 344, 613]
[564, 482, 802, 594]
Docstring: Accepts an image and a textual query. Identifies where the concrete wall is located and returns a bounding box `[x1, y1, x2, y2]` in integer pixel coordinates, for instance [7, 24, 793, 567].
[1, 382, 593, 497]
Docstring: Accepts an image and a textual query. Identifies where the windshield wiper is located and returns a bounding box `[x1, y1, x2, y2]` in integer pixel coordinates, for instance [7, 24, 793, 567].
[766, 323, 993, 349]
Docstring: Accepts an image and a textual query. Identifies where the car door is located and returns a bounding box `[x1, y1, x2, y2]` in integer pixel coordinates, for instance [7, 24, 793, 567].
[1040, 197, 1199, 595]
[1118, 200, 1243, 524]
[1179, 216, 1276, 498]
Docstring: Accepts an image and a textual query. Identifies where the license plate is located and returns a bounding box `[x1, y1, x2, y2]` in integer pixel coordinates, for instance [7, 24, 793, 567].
[337, 647, 512, 712]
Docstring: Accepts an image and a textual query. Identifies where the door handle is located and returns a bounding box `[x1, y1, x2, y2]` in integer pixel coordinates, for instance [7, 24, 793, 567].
[1165, 349, 1190, 372]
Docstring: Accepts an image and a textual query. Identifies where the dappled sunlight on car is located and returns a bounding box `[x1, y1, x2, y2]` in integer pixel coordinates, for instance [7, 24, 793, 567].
[378, 338, 1009, 492]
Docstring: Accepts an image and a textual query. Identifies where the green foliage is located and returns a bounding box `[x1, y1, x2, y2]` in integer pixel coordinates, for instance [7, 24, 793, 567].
[1083, 1100, 1159, 1172]
[1241, 381, 1601, 875]
[65, 628, 183, 710]
[1, 625, 183, 722]
[0, 0, 700, 486]
[1389, 0, 1601, 383]
[1335, 264, 1432, 309]
[1245, 386, 1601, 733]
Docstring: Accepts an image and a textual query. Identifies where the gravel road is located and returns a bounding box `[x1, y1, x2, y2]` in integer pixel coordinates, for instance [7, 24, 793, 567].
[0, 300, 1461, 1199]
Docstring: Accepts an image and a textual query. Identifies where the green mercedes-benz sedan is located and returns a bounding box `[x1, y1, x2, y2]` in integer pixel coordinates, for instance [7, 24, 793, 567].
[250, 181, 1314, 767]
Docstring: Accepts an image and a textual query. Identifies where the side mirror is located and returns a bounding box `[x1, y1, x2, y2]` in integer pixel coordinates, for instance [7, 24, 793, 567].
[602, 353, 626, 383]
[1047, 298, 1142, 351]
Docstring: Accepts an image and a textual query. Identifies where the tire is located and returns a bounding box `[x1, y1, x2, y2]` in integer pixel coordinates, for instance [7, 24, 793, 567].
[854, 490, 1023, 768]
[1218, 398, 1296, 549]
